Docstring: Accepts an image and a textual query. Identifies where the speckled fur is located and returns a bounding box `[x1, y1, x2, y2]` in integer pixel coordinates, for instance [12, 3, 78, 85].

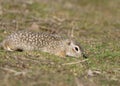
[1, 30, 84, 58]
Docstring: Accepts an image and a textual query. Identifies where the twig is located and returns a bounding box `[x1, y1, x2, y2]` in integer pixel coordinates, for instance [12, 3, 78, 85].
[71, 22, 75, 38]
[0, 67, 28, 76]
[62, 59, 88, 66]
[0, 67, 17, 73]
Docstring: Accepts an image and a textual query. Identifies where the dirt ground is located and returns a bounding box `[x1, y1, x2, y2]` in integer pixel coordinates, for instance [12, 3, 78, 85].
[0, 0, 120, 86]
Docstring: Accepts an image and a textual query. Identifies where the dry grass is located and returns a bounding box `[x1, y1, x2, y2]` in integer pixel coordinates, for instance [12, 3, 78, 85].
[0, 0, 120, 86]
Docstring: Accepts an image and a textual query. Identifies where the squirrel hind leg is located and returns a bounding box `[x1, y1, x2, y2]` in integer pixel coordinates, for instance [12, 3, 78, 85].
[2, 40, 15, 51]
[5, 45, 14, 51]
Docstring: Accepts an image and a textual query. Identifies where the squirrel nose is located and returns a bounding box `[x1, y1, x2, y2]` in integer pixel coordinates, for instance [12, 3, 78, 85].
[82, 54, 88, 58]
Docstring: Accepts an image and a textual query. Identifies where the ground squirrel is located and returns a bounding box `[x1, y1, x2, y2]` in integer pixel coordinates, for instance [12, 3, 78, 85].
[0, 30, 87, 58]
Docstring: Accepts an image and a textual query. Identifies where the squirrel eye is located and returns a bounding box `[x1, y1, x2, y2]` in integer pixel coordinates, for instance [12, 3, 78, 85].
[75, 47, 79, 51]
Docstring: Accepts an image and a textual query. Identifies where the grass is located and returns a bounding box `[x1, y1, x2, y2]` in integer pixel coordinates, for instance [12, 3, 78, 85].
[0, 0, 120, 86]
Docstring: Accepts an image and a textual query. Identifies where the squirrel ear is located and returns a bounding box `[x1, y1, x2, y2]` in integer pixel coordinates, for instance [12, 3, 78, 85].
[66, 39, 71, 45]
[67, 41, 71, 45]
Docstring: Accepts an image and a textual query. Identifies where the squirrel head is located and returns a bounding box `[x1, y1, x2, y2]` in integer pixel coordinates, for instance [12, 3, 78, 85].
[64, 39, 87, 58]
